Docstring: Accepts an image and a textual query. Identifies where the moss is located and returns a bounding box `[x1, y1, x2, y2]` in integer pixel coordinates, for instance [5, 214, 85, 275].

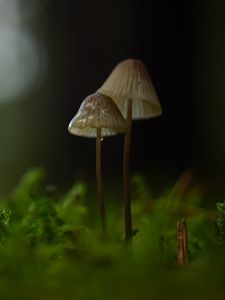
[0, 169, 224, 300]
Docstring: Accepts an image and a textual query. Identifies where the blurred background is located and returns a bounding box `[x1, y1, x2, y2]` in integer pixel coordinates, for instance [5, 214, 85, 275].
[0, 0, 225, 196]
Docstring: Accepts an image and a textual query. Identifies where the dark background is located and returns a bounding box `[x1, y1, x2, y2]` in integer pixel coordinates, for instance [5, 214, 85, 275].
[1, 0, 225, 195]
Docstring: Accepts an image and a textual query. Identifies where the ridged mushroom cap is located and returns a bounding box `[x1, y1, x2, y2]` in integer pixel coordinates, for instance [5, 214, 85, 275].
[68, 92, 127, 137]
[98, 59, 162, 120]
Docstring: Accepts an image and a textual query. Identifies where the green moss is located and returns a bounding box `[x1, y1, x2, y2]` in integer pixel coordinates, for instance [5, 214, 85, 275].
[0, 169, 224, 300]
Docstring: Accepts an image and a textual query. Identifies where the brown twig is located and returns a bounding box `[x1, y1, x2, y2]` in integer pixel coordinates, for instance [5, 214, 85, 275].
[177, 219, 188, 265]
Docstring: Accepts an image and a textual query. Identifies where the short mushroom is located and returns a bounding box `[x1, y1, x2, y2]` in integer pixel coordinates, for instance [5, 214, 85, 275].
[98, 59, 162, 241]
[68, 92, 127, 236]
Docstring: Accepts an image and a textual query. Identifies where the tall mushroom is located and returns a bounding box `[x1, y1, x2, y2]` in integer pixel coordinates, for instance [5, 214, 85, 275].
[98, 59, 162, 241]
[68, 92, 127, 236]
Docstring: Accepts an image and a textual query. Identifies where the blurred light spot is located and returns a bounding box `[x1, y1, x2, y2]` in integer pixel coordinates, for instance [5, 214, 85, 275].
[0, 0, 47, 103]
[0, 0, 48, 24]
[0, 28, 47, 102]
[19, 0, 49, 20]
[0, 0, 20, 26]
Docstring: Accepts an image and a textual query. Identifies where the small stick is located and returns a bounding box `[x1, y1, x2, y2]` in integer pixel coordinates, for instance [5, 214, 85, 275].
[124, 99, 133, 241]
[177, 219, 188, 265]
[177, 222, 184, 265]
[96, 128, 106, 236]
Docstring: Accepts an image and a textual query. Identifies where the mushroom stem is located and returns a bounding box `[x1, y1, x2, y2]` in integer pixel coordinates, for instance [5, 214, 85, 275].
[124, 99, 133, 241]
[96, 127, 106, 236]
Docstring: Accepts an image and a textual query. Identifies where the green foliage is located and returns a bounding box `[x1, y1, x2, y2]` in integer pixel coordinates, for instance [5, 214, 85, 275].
[0, 208, 11, 242]
[8, 167, 46, 220]
[57, 180, 88, 226]
[0, 169, 224, 300]
[216, 200, 225, 242]
[132, 173, 152, 203]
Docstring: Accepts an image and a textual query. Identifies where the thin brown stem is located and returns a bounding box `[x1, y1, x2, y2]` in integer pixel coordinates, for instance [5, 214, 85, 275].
[177, 222, 184, 265]
[182, 219, 188, 264]
[96, 128, 106, 236]
[177, 219, 188, 265]
[124, 99, 133, 241]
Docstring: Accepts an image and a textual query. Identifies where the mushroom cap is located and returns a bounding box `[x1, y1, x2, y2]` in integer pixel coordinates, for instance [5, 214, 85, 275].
[68, 92, 127, 138]
[98, 59, 162, 120]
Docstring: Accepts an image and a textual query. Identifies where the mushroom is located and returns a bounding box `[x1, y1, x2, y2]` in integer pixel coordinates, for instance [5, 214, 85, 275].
[98, 59, 162, 241]
[68, 92, 127, 236]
